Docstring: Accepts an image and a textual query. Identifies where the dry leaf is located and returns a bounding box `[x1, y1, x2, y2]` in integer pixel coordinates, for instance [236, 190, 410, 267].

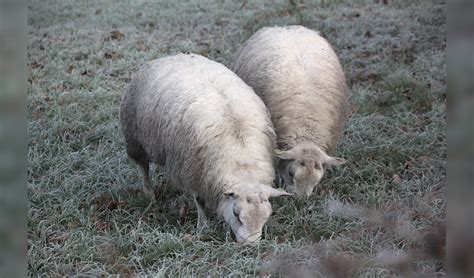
[29, 61, 43, 69]
[352, 71, 380, 82]
[137, 42, 148, 52]
[94, 194, 127, 211]
[261, 251, 273, 260]
[109, 30, 124, 41]
[417, 155, 430, 162]
[95, 221, 111, 231]
[66, 65, 74, 73]
[182, 233, 193, 242]
[392, 174, 402, 184]
[48, 233, 69, 243]
[104, 51, 119, 59]
[107, 200, 127, 210]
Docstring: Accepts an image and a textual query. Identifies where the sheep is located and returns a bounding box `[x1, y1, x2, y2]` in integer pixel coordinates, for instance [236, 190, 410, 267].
[120, 53, 290, 244]
[232, 25, 349, 196]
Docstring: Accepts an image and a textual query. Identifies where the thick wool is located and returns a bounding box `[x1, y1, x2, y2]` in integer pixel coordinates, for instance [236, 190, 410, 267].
[120, 53, 276, 211]
[232, 25, 348, 154]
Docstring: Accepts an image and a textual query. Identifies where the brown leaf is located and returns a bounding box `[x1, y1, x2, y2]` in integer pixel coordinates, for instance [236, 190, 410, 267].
[352, 71, 380, 83]
[403, 160, 412, 169]
[67, 219, 81, 229]
[344, 11, 361, 19]
[196, 48, 209, 57]
[31, 112, 41, 120]
[348, 104, 358, 116]
[48, 233, 69, 243]
[66, 65, 74, 73]
[31, 109, 44, 120]
[109, 30, 124, 41]
[104, 51, 120, 59]
[277, 233, 289, 244]
[392, 174, 402, 184]
[278, 10, 292, 17]
[107, 200, 127, 210]
[417, 155, 430, 162]
[182, 234, 193, 242]
[29, 61, 43, 69]
[261, 251, 273, 261]
[55, 83, 65, 92]
[94, 194, 127, 211]
[95, 221, 111, 231]
[136, 42, 148, 52]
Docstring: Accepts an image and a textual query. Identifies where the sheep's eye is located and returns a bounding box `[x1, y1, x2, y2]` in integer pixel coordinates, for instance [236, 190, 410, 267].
[288, 168, 295, 178]
[300, 161, 306, 167]
[233, 206, 240, 220]
[234, 213, 242, 224]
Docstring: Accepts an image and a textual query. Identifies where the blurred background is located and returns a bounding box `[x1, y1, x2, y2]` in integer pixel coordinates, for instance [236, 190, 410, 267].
[448, 0, 474, 276]
[0, 0, 27, 277]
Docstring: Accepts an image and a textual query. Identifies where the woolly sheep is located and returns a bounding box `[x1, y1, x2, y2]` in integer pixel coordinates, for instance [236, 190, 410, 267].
[232, 26, 349, 196]
[120, 53, 290, 244]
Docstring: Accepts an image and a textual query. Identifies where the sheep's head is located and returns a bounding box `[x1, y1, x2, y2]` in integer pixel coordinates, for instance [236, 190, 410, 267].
[217, 183, 290, 244]
[276, 143, 347, 196]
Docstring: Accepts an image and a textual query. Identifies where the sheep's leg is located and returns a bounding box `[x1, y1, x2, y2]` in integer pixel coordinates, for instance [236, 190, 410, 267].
[139, 163, 156, 203]
[125, 139, 156, 203]
[194, 195, 209, 231]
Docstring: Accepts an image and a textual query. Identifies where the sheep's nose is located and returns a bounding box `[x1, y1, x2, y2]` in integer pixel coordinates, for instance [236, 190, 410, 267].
[294, 186, 310, 196]
[238, 233, 261, 245]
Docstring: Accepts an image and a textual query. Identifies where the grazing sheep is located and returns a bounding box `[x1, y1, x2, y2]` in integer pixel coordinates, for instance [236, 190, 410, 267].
[120, 53, 290, 244]
[232, 26, 349, 196]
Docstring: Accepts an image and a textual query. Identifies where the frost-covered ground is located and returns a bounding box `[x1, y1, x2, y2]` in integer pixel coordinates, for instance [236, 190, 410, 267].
[28, 0, 446, 276]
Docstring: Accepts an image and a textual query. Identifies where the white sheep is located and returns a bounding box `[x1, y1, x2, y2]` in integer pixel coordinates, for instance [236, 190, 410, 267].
[120, 53, 290, 243]
[232, 26, 349, 196]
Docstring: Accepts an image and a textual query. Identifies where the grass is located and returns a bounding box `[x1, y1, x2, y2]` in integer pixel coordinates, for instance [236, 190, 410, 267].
[28, 0, 446, 276]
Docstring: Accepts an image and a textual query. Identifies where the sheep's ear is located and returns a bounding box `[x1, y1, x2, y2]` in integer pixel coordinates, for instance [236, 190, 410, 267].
[324, 156, 347, 167]
[275, 149, 294, 160]
[264, 187, 292, 198]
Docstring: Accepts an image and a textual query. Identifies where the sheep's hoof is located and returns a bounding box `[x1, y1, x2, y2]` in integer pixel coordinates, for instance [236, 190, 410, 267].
[148, 192, 157, 203]
[196, 221, 209, 234]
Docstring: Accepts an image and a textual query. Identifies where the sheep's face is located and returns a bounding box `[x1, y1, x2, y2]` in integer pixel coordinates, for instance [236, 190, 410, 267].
[277, 143, 347, 196]
[217, 184, 291, 244]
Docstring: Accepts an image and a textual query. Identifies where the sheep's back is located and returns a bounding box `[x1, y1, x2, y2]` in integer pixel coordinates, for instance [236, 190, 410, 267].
[121, 54, 276, 205]
[232, 26, 348, 153]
